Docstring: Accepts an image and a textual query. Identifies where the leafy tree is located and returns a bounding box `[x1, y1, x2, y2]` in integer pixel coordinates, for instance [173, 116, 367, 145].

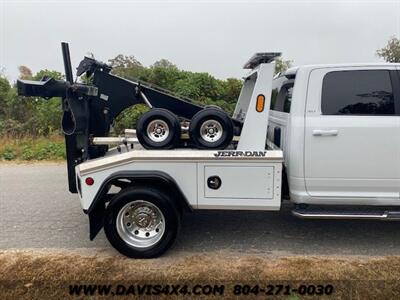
[187, 72, 223, 101]
[108, 54, 147, 80]
[109, 54, 142, 69]
[0, 76, 11, 117]
[148, 59, 182, 91]
[174, 77, 201, 100]
[112, 104, 149, 134]
[33, 69, 63, 81]
[220, 78, 242, 104]
[274, 58, 292, 75]
[377, 37, 400, 62]
[0, 68, 64, 136]
[152, 59, 176, 69]
[31, 69, 64, 135]
[18, 66, 33, 80]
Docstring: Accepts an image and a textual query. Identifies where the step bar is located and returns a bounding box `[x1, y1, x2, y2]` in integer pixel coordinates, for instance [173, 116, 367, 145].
[292, 209, 400, 220]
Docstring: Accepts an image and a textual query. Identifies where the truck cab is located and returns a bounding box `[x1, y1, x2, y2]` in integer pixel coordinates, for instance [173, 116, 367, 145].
[268, 64, 400, 206]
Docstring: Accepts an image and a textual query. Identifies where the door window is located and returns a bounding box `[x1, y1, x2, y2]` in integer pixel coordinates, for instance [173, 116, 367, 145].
[321, 70, 395, 115]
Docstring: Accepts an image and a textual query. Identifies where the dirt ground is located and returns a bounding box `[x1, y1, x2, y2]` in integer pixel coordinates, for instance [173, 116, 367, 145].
[1, 249, 400, 299]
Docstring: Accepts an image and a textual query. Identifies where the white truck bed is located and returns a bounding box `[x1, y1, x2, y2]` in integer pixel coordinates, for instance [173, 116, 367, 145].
[76, 149, 283, 211]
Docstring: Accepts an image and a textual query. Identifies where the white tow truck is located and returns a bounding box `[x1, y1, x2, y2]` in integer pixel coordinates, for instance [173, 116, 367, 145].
[18, 44, 400, 258]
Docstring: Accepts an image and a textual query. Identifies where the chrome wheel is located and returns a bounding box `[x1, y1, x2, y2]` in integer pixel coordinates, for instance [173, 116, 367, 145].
[146, 120, 169, 142]
[200, 119, 223, 143]
[116, 200, 165, 248]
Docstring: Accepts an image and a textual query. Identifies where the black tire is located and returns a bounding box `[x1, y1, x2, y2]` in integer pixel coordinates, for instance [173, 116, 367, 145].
[104, 186, 180, 258]
[136, 108, 181, 149]
[189, 108, 234, 149]
[204, 104, 222, 110]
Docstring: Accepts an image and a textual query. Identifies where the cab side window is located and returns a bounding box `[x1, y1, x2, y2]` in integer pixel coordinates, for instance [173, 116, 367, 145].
[270, 77, 294, 113]
[270, 77, 284, 110]
[283, 85, 293, 113]
[321, 70, 395, 115]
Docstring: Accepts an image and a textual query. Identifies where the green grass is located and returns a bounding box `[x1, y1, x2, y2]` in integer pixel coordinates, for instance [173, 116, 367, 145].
[0, 136, 65, 161]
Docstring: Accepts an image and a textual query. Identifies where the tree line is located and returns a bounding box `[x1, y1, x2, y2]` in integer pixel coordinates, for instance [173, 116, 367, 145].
[0, 37, 398, 138]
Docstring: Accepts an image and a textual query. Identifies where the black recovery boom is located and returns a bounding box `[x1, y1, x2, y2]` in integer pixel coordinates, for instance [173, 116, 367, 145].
[17, 43, 204, 193]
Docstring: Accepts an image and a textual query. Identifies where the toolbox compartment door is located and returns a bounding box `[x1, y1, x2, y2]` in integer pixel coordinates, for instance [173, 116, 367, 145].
[204, 165, 273, 199]
[197, 162, 282, 210]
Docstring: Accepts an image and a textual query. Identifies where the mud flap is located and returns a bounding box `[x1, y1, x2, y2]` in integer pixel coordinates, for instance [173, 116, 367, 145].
[88, 201, 105, 240]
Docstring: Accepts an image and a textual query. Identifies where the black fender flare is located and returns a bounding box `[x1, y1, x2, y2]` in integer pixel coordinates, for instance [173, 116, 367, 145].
[85, 170, 192, 240]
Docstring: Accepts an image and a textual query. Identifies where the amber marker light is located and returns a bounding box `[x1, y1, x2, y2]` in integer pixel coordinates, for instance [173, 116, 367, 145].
[256, 94, 265, 112]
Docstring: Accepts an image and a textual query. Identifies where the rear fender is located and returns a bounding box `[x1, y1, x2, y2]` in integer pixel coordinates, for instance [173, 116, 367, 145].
[86, 171, 192, 240]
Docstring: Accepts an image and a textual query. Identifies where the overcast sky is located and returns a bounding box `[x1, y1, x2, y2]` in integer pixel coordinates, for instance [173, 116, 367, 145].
[1, 0, 399, 81]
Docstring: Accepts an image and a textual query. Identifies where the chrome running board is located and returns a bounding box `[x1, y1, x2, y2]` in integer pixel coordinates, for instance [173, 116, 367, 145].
[292, 208, 400, 220]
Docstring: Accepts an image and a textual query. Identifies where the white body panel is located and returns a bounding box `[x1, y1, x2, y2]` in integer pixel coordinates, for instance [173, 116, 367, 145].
[77, 160, 198, 210]
[236, 63, 275, 151]
[76, 150, 283, 211]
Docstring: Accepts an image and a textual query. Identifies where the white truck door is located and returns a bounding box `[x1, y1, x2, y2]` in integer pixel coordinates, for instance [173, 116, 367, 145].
[304, 66, 400, 202]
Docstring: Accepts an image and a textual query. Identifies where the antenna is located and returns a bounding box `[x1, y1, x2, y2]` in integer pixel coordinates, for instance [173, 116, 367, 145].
[61, 42, 74, 83]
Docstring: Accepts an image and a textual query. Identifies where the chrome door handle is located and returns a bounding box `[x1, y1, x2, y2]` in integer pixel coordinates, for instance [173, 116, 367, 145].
[312, 129, 339, 136]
